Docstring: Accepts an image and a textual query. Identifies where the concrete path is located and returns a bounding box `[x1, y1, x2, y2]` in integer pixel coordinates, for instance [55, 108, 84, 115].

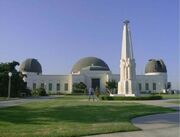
[84, 127, 179, 137]
[85, 112, 179, 137]
[85, 99, 180, 137]
[129, 99, 180, 110]
[132, 112, 179, 130]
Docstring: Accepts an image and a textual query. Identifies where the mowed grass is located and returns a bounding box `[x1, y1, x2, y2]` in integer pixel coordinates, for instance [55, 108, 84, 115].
[0, 97, 7, 101]
[0, 96, 175, 137]
[160, 94, 180, 99]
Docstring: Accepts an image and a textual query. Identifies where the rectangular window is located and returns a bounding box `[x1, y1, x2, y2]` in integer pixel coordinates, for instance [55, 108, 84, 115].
[138, 83, 142, 91]
[153, 83, 156, 90]
[41, 83, 44, 88]
[56, 83, 60, 91]
[33, 83, 36, 90]
[64, 83, 68, 91]
[49, 83, 52, 91]
[145, 83, 149, 90]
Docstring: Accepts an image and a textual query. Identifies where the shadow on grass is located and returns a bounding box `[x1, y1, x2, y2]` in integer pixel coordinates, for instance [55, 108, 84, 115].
[0, 103, 174, 125]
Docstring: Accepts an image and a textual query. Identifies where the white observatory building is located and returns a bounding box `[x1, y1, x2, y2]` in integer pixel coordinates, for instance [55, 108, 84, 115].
[19, 21, 169, 95]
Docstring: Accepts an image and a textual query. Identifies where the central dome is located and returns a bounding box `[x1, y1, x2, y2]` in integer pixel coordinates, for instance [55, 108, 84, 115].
[71, 57, 110, 73]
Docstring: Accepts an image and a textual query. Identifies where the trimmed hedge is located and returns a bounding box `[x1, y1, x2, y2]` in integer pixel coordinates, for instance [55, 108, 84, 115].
[101, 95, 162, 100]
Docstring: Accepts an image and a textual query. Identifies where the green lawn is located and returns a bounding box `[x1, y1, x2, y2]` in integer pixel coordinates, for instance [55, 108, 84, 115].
[0, 97, 20, 101]
[160, 94, 180, 99]
[0, 96, 175, 137]
[0, 97, 7, 101]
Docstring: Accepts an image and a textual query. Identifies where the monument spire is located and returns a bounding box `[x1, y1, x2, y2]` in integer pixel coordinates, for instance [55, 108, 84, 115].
[118, 20, 139, 96]
[121, 20, 133, 59]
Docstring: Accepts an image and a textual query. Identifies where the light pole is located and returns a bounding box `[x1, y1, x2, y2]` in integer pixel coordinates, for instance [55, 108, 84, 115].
[8, 72, 12, 99]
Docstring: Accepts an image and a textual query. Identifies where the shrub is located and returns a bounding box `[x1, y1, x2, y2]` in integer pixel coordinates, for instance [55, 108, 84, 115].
[37, 88, 47, 96]
[101, 95, 162, 100]
[73, 82, 87, 94]
[32, 88, 47, 96]
[31, 90, 38, 96]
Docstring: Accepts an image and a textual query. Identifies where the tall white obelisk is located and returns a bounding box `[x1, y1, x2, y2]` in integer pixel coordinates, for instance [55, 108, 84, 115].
[118, 20, 139, 96]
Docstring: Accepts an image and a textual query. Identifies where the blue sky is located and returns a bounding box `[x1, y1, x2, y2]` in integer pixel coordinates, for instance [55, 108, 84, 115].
[0, 0, 179, 89]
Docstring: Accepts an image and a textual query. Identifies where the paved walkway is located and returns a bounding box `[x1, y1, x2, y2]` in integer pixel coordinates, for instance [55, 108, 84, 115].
[85, 99, 180, 137]
[85, 127, 179, 137]
[129, 99, 179, 110]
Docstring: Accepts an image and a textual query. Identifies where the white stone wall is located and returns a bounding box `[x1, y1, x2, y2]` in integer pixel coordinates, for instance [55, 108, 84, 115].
[25, 72, 168, 94]
[26, 73, 72, 94]
[112, 73, 167, 93]
[136, 73, 167, 93]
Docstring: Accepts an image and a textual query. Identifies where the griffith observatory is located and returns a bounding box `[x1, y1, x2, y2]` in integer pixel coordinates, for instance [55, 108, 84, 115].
[19, 21, 170, 96]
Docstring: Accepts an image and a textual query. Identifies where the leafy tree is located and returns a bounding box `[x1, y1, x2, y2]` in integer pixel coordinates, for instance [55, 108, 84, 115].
[106, 80, 118, 94]
[0, 61, 28, 97]
[73, 82, 87, 94]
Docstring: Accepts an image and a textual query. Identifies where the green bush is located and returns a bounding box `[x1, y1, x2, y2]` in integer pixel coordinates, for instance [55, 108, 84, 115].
[31, 90, 38, 96]
[32, 88, 47, 96]
[37, 88, 47, 96]
[101, 95, 162, 100]
[73, 82, 87, 94]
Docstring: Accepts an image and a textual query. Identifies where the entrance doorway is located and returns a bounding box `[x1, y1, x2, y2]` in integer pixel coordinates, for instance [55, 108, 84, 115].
[91, 78, 100, 90]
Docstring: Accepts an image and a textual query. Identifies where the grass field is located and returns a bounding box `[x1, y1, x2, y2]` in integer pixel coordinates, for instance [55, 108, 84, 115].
[0, 96, 175, 137]
[160, 94, 180, 99]
[0, 97, 7, 101]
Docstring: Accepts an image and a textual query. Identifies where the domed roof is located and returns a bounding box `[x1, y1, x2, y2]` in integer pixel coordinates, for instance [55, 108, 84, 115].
[71, 57, 110, 73]
[145, 59, 167, 73]
[20, 58, 42, 73]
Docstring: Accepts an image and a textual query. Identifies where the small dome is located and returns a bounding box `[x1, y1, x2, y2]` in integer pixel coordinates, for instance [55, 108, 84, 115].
[71, 57, 110, 73]
[20, 58, 42, 74]
[145, 59, 167, 73]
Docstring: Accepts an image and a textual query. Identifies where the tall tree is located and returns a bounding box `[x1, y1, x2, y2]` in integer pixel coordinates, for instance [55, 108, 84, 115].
[106, 80, 118, 94]
[0, 61, 27, 97]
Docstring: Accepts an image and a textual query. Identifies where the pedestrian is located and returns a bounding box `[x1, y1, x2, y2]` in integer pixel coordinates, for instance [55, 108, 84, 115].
[88, 87, 95, 101]
[95, 87, 100, 100]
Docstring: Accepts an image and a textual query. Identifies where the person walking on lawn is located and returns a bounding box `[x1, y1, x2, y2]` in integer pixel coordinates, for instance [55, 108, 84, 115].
[88, 87, 95, 101]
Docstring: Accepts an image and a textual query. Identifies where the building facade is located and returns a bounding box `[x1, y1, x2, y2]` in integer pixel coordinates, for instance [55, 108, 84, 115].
[20, 57, 169, 94]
